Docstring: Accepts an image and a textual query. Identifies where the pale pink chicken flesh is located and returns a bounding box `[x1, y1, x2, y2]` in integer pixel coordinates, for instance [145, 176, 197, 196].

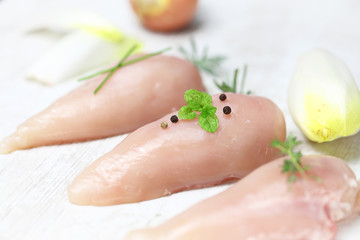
[68, 93, 286, 205]
[0, 55, 204, 153]
[124, 156, 360, 240]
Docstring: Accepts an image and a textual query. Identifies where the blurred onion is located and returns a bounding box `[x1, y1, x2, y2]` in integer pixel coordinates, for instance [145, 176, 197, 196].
[130, 0, 198, 32]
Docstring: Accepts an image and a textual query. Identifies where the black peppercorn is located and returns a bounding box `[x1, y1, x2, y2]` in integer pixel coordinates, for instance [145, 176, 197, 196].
[219, 93, 227, 101]
[223, 106, 231, 114]
[170, 115, 179, 123]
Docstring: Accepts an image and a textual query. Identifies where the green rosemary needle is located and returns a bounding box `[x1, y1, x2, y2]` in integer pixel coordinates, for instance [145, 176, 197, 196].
[78, 45, 171, 94]
[213, 65, 251, 94]
[78, 45, 138, 82]
[239, 65, 250, 94]
[178, 37, 226, 77]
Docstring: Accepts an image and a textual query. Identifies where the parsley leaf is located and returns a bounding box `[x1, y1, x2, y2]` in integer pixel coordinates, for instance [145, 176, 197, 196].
[178, 106, 197, 119]
[184, 89, 212, 110]
[199, 110, 218, 133]
[178, 89, 219, 133]
[271, 133, 314, 183]
[201, 105, 217, 115]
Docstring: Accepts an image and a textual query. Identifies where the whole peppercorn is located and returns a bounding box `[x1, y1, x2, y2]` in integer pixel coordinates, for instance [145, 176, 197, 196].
[219, 93, 227, 101]
[161, 121, 168, 129]
[170, 115, 179, 123]
[223, 106, 231, 115]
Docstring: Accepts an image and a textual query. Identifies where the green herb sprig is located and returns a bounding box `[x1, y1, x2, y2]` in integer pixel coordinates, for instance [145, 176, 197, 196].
[271, 134, 311, 183]
[213, 66, 251, 95]
[178, 37, 226, 77]
[178, 89, 219, 133]
[79, 45, 171, 94]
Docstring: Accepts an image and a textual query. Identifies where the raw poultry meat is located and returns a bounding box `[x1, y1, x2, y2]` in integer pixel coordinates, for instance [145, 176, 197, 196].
[124, 156, 360, 240]
[68, 93, 286, 205]
[0, 55, 204, 153]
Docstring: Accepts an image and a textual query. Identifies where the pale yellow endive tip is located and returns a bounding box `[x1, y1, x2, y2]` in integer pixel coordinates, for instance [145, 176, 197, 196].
[25, 14, 143, 85]
[288, 49, 360, 143]
[74, 23, 143, 56]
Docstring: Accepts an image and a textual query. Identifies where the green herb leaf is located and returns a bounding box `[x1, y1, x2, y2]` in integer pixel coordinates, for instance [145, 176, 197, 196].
[178, 37, 226, 77]
[282, 159, 297, 173]
[199, 112, 219, 133]
[288, 174, 298, 183]
[202, 105, 217, 115]
[200, 92, 212, 107]
[178, 89, 219, 133]
[214, 81, 234, 93]
[239, 65, 248, 94]
[78, 44, 139, 82]
[184, 89, 205, 110]
[79, 45, 171, 94]
[213, 66, 251, 94]
[271, 133, 316, 183]
[178, 38, 252, 94]
[178, 106, 197, 119]
[184, 89, 212, 111]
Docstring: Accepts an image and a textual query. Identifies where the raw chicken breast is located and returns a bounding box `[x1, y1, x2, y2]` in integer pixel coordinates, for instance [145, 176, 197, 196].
[124, 156, 360, 240]
[68, 93, 286, 205]
[0, 55, 204, 153]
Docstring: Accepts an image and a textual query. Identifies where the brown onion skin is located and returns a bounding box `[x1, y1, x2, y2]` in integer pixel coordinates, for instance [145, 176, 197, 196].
[130, 0, 198, 32]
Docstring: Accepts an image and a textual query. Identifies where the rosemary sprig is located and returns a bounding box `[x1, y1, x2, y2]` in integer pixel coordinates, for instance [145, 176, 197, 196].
[271, 134, 311, 183]
[178, 38, 251, 94]
[178, 37, 226, 77]
[79, 45, 171, 94]
[213, 66, 251, 94]
[239, 65, 250, 94]
[78, 45, 138, 82]
[93, 45, 137, 94]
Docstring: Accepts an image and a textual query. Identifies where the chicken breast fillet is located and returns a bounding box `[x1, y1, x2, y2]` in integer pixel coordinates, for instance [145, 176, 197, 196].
[124, 156, 360, 240]
[68, 93, 286, 205]
[0, 55, 204, 153]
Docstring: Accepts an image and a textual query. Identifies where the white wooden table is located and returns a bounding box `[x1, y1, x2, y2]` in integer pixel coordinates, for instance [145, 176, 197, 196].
[1, 0, 360, 239]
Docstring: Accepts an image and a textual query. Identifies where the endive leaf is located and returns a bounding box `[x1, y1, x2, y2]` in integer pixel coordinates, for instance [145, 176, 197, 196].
[26, 30, 141, 85]
[24, 10, 143, 85]
[288, 49, 360, 143]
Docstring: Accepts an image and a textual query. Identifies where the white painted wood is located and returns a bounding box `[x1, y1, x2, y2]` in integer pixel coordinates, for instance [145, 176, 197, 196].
[0, 0, 359, 239]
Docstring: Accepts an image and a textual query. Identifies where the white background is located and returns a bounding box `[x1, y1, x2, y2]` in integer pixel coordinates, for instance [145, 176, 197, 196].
[0, 0, 360, 239]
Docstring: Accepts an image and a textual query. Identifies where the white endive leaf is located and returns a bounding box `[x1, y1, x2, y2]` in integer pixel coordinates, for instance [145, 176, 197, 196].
[24, 10, 142, 85]
[288, 49, 360, 143]
[26, 30, 140, 85]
